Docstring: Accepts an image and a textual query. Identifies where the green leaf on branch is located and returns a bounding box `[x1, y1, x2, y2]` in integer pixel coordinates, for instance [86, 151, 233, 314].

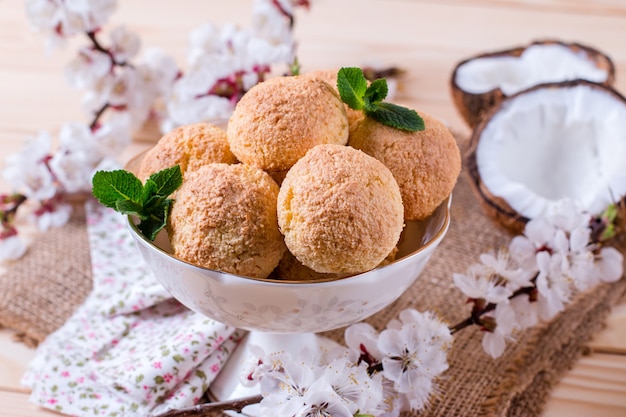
[600, 203, 619, 241]
[336, 67, 424, 132]
[91, 165, 182, 241]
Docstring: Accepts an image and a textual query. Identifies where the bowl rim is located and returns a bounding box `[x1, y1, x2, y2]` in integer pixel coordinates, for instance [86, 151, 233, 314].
[128, 195, 451, 285]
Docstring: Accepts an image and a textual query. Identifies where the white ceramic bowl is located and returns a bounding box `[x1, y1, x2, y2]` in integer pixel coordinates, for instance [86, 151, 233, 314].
[128, 196, 451, 334]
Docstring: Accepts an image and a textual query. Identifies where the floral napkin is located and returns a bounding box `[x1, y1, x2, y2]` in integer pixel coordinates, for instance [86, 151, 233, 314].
[22, 200, 243, 416]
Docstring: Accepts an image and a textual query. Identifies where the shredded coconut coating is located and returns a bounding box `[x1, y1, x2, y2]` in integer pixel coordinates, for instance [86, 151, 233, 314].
[227, 76, 349, 172]
[169, 163, 285, 279]
[303, 69, 365, 133]
[349, 112, 461, 220]
[138, 123, 236, 182]
[277, 144, 404, 274]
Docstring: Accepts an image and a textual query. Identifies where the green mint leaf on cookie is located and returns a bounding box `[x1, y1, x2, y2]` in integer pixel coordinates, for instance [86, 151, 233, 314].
[92, 165, 182, 241]
[337, 67, 368, 110]
[336, 67, 424, 132]
[364, 78, 388, 104]
[366, 102, 425, 132]
[92, 170, 143, 208]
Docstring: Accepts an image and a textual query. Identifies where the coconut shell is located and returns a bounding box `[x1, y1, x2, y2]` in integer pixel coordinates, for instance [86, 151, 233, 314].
[465, 79, 626, 235]
[450, 39, 616, 129]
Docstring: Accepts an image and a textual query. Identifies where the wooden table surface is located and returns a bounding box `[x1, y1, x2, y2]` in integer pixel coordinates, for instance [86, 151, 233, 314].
[1, 1, 626, 416]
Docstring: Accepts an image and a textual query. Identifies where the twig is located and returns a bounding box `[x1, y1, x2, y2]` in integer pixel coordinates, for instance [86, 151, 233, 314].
[151, 394, 263, 417]
[89, 103, 110, 130]
[448, 285, 536, 335]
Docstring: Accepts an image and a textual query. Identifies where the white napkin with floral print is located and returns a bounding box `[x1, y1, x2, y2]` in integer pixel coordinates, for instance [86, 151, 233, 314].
[22, 200, 243, 416]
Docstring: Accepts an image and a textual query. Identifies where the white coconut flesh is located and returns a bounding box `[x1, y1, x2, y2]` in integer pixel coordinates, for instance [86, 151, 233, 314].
[456, 44, 609, 95]
[476, 84, 626, 219]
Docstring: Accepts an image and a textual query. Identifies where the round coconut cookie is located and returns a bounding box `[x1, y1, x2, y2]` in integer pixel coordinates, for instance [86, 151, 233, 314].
[303, 69, 365, 133]
[138, 123, 236, 181]
[168, 163, 285, 279]
[277, 144, 404, 274]
[227, 76, 349, 172]
[349, 112, 461, 220]
[274, 246, 399, 281]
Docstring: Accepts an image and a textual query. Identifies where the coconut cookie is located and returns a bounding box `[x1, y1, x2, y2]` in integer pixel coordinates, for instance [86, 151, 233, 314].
[168, 163, 285, 279]
[275, 246, 399, 281]
[138, 123, 237, 182]
[227, 76, 349, 172]
[303, 69, 365, 133]
[277, 144, 404, 274]
[349, 112, 461, 220]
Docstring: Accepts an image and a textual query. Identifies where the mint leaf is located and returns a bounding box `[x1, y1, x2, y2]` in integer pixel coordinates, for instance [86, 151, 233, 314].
[115, 200, 146, 219]
[366, 102, 425, 132]
[364, 78, 388, 105]
[336, 67, 425, 132]
[91, 165, 182, 241]
[336, 67, 368, 110]
[137, 199, 173, 241]
[92, 170, 143, 208]
[147, 165, 182, 199]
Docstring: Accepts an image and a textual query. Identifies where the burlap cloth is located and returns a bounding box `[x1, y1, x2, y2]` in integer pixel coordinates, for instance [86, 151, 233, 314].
[1, 144, 625, 416]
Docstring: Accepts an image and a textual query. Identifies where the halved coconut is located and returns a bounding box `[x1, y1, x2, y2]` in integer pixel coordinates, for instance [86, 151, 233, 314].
[466, 80, 626, 234]
[451, 40, 615, 128]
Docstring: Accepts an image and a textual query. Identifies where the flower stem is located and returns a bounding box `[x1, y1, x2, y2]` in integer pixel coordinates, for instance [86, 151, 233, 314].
[89, 103, 110, 130]
[448, 285, 536, 335]
[86, 31, 133, 67]
[150, 394, 263, 417]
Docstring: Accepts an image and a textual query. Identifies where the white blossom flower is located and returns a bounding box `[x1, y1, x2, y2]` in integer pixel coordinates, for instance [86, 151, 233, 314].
[163, 76, 233, 131]
[479, 249, 535, 291]
[322, 358, 382, 415]
[93, 118, 133, 157]
[108, 26, 140, 64]
[508, 234, 538, 273]
[25, 0, 117, 49]
[396, 309, 452, 347]
[535, 251, 571, 321]
[481, 302, 518, 358]
[595, 246, 623, 284]
[453, 264, 512, 303]
[545, 199, 590, 233]
[378, 318, 450, 408]
[344, 322, 382, 363]
[65, 47, 112, 89]
[509, 293, 539, 330]
[139, 47, 179, 97]
[2, 132, 56, 201]
[239, 345, 272, 387]
[33, 202, 72, 232]
[0, 229, 27, 262]
[294, 379, 353, 417]
[252, 0, 297, 46]
[49, 123, 102, 193]
[258, 353, 317, 417]
[374, 377, 406, 417]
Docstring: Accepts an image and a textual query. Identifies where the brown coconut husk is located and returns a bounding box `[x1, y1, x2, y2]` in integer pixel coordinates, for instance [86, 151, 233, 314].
[465, 79, 626, 235]
[450, 39, 616, 129]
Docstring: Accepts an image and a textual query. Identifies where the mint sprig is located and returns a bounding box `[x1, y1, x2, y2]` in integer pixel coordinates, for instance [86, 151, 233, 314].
[92, 165, 182, 241]
[336, 67, 424, 132]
